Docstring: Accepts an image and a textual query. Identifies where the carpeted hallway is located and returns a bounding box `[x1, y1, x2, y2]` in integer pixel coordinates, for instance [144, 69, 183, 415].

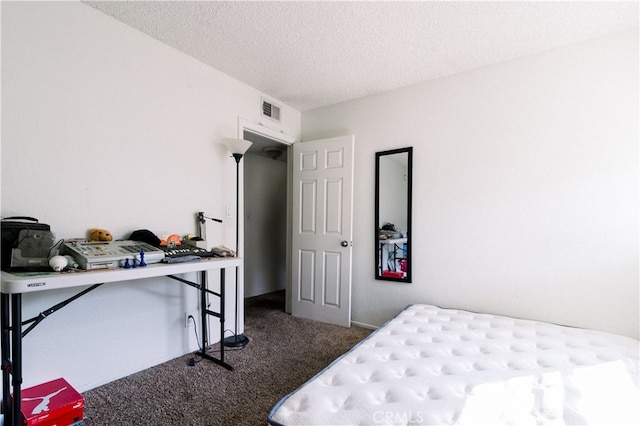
[82, 290, 371, 425]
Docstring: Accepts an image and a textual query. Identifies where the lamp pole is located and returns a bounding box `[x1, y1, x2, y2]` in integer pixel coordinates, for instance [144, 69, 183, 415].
[222, 139, 252, 348]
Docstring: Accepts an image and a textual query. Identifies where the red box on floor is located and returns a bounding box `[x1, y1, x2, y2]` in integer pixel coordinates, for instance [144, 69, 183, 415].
[11, 378, 84, 426]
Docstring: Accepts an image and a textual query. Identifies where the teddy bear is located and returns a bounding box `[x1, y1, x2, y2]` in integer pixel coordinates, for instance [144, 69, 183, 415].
[89, 228, 113, 242]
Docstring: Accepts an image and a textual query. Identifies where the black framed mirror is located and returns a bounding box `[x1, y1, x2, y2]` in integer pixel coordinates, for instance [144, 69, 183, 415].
[375, 147, 412, 282]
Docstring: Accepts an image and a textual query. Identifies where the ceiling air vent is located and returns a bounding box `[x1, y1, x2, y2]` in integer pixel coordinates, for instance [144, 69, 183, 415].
[261, 99, 281, 122]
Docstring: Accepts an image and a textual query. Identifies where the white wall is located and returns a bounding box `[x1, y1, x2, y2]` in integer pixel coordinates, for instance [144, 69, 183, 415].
[302, 29, 639, 339]
[1, 1, 300, 393]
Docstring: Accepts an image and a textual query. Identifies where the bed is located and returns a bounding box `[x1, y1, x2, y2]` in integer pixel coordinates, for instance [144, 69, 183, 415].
[268, 304, 639, 425]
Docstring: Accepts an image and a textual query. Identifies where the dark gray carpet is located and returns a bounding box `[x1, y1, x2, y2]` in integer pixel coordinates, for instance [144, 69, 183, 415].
[82, 291, 371, 425]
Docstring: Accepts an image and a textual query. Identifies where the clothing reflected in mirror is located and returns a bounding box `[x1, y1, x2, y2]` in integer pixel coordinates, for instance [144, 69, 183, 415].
[375, 147, 412, 282]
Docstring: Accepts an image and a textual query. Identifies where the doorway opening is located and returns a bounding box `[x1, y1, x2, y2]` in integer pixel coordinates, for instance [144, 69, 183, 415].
[242, 128, 291, 311]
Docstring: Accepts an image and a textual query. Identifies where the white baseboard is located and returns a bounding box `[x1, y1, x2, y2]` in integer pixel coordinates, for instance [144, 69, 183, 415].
[350, 320, 378, 330]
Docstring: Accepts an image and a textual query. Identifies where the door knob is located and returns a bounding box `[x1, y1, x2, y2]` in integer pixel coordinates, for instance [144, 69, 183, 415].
[341, 240, 349, 247]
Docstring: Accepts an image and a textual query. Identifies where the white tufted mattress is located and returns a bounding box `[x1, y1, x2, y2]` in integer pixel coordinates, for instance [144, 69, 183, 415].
[268, 304, 640, 425]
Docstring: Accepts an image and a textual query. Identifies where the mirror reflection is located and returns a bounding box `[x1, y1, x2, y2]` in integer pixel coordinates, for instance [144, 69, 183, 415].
[375, 147, 412, 282]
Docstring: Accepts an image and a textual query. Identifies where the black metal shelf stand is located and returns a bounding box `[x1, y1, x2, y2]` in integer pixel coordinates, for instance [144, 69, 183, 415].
[167, 270, 232, 370]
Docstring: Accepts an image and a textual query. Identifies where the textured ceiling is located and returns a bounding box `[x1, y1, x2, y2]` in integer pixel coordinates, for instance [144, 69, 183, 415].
[84, 1, 638, 111]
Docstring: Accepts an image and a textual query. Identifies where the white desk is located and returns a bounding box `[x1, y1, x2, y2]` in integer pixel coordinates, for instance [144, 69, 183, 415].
[1, 257, 241, 426]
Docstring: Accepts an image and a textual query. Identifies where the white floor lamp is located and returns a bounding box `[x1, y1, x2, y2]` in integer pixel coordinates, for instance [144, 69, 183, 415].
[222, 137, 252, 348]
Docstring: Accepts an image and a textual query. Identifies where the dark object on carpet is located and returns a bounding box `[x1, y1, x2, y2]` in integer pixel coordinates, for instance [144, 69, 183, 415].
[82, 291, 371, 425]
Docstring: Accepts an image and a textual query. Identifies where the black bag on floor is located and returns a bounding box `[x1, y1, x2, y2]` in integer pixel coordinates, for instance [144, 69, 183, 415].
[1, 216, 54, 271]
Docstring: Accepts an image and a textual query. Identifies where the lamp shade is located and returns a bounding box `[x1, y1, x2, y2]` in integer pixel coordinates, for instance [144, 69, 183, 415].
[223, 138, 253, 155]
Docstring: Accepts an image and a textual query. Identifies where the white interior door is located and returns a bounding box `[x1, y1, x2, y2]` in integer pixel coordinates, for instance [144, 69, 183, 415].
[291, 135, 354, 327]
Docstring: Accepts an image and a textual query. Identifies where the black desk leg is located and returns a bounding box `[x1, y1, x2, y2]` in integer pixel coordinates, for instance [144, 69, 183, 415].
[200, 270, 208, 357]
[1, 293, 21, 426]
[8, 295, 21, 426]
[1, 293, 10, 423]
[219, 268, 225, 365]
